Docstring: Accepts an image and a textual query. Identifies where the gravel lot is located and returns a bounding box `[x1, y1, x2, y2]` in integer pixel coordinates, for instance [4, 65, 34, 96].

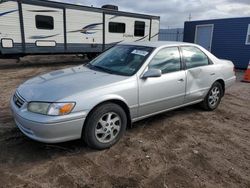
[0, 56, 250, 188]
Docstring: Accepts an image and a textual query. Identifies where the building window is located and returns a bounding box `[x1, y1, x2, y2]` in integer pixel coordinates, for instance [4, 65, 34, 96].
[246, 24, 250, 45]
[109, 22, 125, 33]
[134, 21, 145, 37]
[35, 15, 54, 30]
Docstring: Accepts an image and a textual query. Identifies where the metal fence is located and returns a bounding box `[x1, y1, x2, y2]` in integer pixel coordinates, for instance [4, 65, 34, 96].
[159, 28, 184, 42]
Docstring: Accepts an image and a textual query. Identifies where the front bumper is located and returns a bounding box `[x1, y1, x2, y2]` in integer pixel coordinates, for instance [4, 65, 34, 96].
[10, 95, 87, 143]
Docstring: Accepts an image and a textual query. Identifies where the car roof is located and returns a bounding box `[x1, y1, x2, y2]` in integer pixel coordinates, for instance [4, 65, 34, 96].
[119, 41, 196, 48]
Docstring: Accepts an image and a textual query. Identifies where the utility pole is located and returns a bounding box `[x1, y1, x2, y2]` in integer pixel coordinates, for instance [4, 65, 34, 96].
[188, 13, 192, 21]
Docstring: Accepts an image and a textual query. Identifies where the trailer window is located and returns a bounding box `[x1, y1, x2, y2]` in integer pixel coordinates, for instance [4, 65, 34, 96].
[109, 22, 125, 33]
[35, 15, 54, 30]
[134, 21, 145, 37]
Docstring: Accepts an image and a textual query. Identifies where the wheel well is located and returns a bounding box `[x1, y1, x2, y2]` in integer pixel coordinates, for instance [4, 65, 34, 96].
[84, 100, 132, 128]
[215, 79, 225, 96]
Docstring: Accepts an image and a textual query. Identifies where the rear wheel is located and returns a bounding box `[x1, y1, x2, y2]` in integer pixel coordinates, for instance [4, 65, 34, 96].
[83, 103, 127, 150]
[200, 82, 223, 111]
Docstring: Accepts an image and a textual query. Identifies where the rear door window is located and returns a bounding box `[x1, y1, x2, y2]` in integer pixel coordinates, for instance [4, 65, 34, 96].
[181, 46, 209, 69]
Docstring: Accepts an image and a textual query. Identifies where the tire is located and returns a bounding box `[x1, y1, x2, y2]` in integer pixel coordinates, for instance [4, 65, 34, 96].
[200, 82, 223, 111]
[83, 103, 127, 150]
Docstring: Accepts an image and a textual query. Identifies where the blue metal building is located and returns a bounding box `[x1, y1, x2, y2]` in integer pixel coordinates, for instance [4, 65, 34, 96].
[183, 17, 250, 69]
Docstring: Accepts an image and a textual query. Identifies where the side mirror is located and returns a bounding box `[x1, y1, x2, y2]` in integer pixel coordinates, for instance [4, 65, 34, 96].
[142, 69, 162, 79]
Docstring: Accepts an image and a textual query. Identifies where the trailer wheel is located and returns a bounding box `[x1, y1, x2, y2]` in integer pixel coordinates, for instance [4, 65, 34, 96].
[87, 53, 98, 60]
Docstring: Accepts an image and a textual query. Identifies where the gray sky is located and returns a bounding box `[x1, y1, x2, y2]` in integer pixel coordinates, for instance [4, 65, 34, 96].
[54, 0, 250, 28]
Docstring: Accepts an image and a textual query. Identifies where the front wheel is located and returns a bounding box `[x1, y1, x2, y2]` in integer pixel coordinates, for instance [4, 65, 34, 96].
[200, 82, 223, 111]
[83, 103, 127, 150]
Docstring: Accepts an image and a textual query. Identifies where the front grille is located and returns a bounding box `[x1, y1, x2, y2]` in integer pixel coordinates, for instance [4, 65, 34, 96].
[13, 92, 25, 108]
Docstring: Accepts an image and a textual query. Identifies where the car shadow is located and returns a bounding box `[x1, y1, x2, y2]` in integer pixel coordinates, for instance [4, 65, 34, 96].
[0, 104, 201, 166]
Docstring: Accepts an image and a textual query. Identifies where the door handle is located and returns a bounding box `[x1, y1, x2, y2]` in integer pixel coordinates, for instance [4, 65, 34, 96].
[178, 78, 184, 82]
[210, 73, 215, 76]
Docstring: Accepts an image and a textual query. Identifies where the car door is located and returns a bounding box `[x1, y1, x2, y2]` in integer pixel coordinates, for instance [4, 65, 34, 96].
[181, 46, 217, 103]
[138, 47, 186, 117]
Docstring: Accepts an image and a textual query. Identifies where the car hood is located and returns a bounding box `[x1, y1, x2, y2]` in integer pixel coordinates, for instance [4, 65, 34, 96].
[17, 66, 129, 102]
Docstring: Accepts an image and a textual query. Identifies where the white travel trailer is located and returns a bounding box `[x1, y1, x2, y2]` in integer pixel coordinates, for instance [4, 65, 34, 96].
[0, 0, 160, 58]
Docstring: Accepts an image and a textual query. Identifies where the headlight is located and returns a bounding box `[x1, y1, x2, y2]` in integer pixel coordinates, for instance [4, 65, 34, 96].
[28, 102, 75, 116]
[28, 102, 50, 115]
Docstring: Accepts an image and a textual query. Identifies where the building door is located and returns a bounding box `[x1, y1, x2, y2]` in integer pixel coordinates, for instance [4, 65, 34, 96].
[195, 25, 213, 51]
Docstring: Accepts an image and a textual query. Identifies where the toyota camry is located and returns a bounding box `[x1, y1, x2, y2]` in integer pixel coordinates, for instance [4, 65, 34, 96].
[11, 41, 236, 149]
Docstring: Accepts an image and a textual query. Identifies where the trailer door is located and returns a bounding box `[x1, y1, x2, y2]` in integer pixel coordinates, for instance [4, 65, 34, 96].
[150, 19, 160, 41]
[21, 3, 64, 53]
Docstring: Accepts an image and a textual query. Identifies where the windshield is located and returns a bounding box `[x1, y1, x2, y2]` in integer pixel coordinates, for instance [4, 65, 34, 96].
[87, 45, 154, 76]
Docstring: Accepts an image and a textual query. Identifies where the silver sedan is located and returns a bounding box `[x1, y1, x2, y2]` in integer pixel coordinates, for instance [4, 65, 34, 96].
[11, 41, 236, 149]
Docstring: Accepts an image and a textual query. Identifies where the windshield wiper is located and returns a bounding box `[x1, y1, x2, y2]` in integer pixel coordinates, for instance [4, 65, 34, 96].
[86, 64, 114, 74]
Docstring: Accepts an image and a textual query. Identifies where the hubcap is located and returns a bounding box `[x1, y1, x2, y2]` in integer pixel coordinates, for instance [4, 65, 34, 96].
[95, 112, 121, 143]
[208, 86, 220, 107]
